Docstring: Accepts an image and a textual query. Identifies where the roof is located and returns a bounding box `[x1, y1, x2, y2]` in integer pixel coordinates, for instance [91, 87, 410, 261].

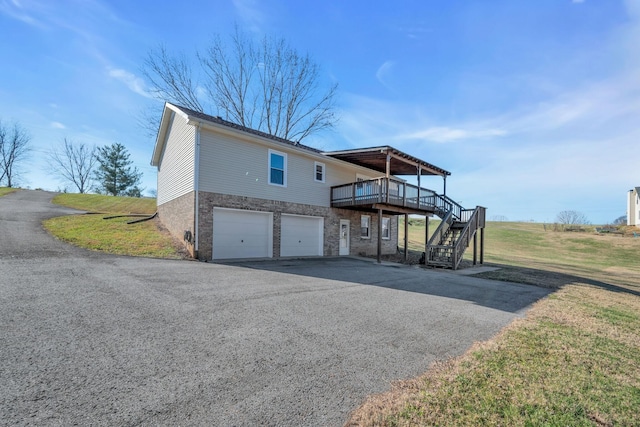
[324, 146, 450, 177]
[151, 103, 321, 166]
[152, 103, 450, 177]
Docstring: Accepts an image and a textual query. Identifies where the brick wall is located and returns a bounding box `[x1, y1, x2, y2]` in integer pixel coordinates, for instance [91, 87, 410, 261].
[157, 191, 196, 257]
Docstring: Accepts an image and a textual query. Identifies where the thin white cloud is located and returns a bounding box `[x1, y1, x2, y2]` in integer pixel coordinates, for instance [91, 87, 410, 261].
[0, 0, 47, 28]
[329, 57, 640, 223]
[399, 126, 507, 143]
[50, 121, 65, 129]
[395, 25, 433, 40]
[232, 0, 266, 32]
[0, 0, 130, 66]
[108, 68, 152, 98]
[572, 0, 585, 4]
[375, 60, 396, 91]
[494, 72, 640, 137]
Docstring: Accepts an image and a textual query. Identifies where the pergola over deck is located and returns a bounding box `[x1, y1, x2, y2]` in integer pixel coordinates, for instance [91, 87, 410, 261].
[325, 145, 451, 193]
[324, 146, 459, 263]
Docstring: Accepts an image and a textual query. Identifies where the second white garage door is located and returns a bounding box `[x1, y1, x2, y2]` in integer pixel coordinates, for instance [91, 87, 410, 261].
[212, 208, 273, 260]
[280, 214, 324, 257]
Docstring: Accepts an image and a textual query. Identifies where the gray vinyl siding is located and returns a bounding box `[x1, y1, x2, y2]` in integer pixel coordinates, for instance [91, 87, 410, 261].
[156, 112, 196, 206]
[198, 129, 376, 207]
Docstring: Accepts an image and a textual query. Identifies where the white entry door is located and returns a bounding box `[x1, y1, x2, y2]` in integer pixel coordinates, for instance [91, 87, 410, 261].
[339, 219, 350, 256]
[280, 214, 324, 257]
[212, 208, 273, 260]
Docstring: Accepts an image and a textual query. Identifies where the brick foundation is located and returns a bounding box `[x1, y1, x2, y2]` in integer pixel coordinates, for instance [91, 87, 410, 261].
[196, 191, 397, 261]
[157, 191, 196, 257]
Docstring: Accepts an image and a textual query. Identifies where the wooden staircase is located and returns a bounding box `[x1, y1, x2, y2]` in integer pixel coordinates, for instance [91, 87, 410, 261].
[426, 196, 486, 270]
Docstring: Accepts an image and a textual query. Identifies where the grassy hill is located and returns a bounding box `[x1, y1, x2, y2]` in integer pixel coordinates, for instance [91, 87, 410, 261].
[44, 192, 184, 259]
[350, 219, 640, 426]
[0, 187, 18, 197]
[52, 193, 156, 214]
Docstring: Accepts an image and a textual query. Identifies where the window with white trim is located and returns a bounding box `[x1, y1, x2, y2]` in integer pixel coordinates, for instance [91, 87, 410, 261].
[361, 215, 371, 239]
[314, 162, 325, 183]
[268, 149, 287, 186]
[381, 217, 390, 240]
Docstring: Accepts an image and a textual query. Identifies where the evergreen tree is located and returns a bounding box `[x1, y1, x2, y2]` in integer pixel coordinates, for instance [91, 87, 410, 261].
[93, 143, 143, 197]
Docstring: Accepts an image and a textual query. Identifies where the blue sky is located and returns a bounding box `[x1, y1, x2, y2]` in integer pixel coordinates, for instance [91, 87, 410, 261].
[1, 0, 638, 224]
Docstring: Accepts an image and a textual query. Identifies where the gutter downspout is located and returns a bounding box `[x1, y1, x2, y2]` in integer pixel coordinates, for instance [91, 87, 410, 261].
[194, 123, 201, 259]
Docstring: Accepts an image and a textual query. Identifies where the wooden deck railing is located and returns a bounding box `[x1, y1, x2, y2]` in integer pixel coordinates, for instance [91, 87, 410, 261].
[331, 177, 462, 215]
[331, 177, 483, 228]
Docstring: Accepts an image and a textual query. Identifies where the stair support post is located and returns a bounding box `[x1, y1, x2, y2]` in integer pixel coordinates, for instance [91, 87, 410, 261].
[473, 231, 477, 265]
[480, 227, 485, 264]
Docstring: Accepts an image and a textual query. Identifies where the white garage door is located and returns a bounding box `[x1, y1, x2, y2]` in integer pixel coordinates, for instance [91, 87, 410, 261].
[212, 208, 272, 260]
[280, 214, 324, 257]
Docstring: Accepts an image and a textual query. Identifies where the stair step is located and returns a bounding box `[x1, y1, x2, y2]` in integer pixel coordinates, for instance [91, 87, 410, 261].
[427, 260, 452, 267]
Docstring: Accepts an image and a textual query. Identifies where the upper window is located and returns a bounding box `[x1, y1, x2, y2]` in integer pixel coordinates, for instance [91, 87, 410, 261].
[361, 215, 371, 239]
[381, 217, 391, 240]
[314, 162, 325, 183]
[269, 149, 287, 187]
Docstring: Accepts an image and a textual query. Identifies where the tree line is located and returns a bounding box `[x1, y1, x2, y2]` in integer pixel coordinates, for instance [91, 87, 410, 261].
[0, 119, 143, 197]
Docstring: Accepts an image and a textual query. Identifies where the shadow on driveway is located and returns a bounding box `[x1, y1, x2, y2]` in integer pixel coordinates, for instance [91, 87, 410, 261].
[214, 257, 553, 314]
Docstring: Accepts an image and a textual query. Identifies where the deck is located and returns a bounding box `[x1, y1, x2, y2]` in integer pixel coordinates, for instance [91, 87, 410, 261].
[331, 177, 473, 220]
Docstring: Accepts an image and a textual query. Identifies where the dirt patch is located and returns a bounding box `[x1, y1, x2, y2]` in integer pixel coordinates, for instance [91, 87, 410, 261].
[153, 217, 192, 259]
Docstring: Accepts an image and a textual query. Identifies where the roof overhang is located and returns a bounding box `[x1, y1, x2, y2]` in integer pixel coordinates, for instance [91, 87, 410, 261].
[151, 103, 189, 167]
[323, 146, 450, 177]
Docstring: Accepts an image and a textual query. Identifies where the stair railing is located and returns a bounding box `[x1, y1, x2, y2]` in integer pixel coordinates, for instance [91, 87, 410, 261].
[432, 193, 464, 221]
[426, 210, 454, 266]
[451, 206, 485, 270]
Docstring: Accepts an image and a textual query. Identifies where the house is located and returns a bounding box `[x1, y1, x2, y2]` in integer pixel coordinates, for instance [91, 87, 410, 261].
[628, 187, 640, 227]
[151, 102, 485, 269]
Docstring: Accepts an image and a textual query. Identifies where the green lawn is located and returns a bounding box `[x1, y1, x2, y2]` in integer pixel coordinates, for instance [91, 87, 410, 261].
[52, 193, 156, 214]
[44, 192, 184, 259]
[0, 187, 18, 197]
[350, 220, 640, 426]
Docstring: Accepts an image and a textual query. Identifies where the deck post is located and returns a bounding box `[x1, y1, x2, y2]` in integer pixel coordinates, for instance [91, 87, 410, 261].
[404, 213, 408, 262]
[352, 183, 355, 205]
[385, 152, 391, 204]
[403, 182, 407, 207]
[377, 208, 383, 264]
[425, 216, 429, 266]
[417, 165, 421, 209]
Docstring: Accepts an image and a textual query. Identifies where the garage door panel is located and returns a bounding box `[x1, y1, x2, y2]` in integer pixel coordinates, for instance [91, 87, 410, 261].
[213, 208, 272, 260]
[281, 215, 323, 257]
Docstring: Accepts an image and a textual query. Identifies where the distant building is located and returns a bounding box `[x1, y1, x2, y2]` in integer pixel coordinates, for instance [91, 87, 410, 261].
[628, 187, 640, 227]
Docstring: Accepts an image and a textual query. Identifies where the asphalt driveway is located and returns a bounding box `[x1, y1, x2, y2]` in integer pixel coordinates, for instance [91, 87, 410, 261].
[0, 190, 551, 426]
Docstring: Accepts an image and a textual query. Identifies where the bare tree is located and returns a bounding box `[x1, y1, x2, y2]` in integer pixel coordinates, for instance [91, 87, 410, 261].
[555, 210, 590, 231]
[0, 119, 31, 187]
[143, 45, 203, 113]
[47, 139, 98, 193]
[143, 26, 338, 142]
